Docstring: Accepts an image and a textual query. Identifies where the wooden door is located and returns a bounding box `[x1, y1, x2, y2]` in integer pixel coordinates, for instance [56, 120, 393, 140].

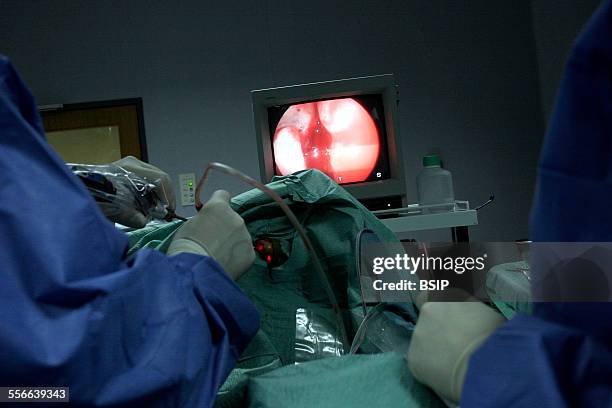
[40, 99, 147, 164]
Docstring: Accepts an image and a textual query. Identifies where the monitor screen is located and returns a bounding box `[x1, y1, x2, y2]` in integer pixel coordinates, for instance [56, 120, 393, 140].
[267, 94, 391, 185]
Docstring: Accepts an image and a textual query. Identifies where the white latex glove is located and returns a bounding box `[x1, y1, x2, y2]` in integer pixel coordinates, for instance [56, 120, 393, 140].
[167, 190, 255, 281]
[113, 156, 176, 213]
[407, 300, 505, 403]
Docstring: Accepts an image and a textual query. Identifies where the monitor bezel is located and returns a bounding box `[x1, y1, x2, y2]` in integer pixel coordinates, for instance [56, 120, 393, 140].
[251, 74, 406, 202]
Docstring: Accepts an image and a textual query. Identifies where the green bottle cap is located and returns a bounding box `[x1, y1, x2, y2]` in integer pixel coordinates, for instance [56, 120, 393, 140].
[423, 154, 441, 167]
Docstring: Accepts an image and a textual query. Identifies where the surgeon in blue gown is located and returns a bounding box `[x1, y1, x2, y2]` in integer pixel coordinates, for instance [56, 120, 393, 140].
[408, 1, 612, 406]
[0, 56, 260, 406]
[462, 1, 612, 406]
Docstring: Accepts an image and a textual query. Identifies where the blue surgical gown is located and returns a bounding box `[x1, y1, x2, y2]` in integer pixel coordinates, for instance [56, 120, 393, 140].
[462, 1, 612, 407]
[0, 56, 260, 406]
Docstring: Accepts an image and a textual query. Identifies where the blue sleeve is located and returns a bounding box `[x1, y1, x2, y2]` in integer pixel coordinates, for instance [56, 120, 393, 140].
[462, 2, 612, 407]
[461, 309, 612, 407]
[0, 56, 260, 407]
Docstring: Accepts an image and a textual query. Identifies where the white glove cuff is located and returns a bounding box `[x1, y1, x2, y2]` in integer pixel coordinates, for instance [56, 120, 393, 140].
[167, 238, 211, 257]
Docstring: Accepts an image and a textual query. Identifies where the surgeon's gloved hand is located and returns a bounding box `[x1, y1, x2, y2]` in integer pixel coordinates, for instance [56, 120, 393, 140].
[167, 190, 255, 281]
[112, 156, 176, 214]
[407, 300, 505, 403]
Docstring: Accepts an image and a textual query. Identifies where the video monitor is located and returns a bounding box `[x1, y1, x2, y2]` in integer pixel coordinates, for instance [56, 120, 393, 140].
[252, 74, 406, 209]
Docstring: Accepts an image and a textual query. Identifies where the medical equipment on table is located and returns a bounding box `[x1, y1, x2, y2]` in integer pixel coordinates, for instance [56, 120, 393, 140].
[252, 74, 408, 212]
[70, 163, 186, 228]
[416, 154, 454, 213]
[254, 237, 288, 271]
[194, 162, 349, 350]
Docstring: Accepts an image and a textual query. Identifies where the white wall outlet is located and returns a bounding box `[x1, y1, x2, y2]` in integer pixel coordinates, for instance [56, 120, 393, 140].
[178, 173, 196, 206]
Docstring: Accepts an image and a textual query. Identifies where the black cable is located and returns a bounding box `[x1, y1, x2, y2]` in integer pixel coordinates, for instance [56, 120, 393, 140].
[475, 194, 495, 211]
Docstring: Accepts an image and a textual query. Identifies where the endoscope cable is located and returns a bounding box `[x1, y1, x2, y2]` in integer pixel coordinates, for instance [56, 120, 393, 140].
[194, 162, 349, 351]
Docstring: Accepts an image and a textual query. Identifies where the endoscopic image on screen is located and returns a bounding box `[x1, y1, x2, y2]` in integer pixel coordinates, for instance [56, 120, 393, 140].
[267, 95, 391, 185]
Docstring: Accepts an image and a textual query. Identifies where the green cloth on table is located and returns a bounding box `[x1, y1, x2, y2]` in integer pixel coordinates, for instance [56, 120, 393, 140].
[229, 170, 411, 366]
[215, 331, 283, 408]
[486, 261, 533, 319]
[126, 170, 434, 407]
[126, 219, 183, 256]
[246, 353, 446, 408]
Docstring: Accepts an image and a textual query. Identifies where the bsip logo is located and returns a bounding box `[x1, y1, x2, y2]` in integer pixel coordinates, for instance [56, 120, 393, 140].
[370, 253, 489, 292]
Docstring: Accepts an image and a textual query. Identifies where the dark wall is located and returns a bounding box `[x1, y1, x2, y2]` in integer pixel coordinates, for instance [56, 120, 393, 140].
[0, 0, 545, 241]
[531, 0, 601, 122]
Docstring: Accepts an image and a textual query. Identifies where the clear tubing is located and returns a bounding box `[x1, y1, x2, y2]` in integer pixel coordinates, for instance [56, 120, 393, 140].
[194, 162, 349, 351]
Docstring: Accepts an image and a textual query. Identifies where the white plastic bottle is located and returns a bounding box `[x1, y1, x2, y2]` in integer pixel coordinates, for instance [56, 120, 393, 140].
[416, 154, 455, 212]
